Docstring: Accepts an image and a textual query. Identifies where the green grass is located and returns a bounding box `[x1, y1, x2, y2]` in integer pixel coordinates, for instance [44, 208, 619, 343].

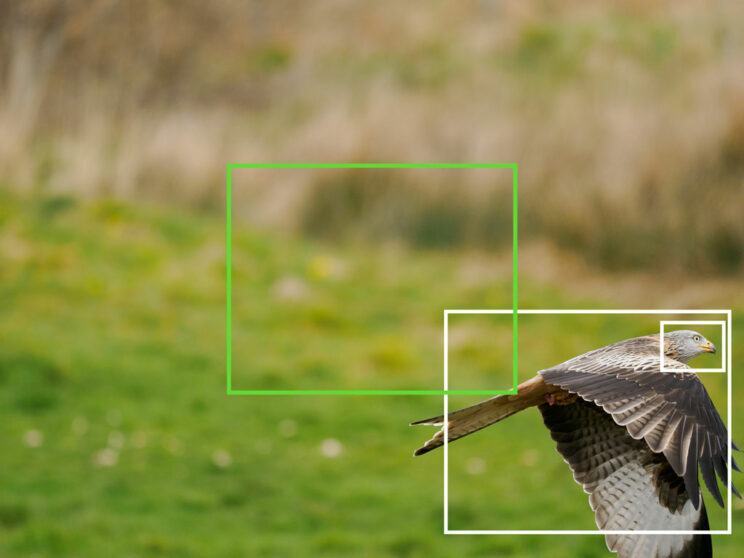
[0, 190, 741, 556]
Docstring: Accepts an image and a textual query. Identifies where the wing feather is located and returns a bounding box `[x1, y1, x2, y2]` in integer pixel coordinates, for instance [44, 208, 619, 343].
[539, 335, 739, 506]
[699, 435, 723, 507]
[541, 398, 711, 558]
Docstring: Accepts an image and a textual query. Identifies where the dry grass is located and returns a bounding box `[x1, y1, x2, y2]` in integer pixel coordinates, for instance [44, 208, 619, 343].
[2, 0, 744, 271]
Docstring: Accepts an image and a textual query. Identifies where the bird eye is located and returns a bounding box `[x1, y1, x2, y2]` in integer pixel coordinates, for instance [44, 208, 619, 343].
[693, 335, 701, 342]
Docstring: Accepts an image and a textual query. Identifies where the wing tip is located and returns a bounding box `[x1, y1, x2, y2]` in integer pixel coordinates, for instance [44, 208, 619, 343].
[710, 488, 724, 508]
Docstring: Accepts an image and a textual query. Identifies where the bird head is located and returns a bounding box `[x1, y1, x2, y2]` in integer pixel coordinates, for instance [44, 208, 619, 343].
[664, 329, 717, 363]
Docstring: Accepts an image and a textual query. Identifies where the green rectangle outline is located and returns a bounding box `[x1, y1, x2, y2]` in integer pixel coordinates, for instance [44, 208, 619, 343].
[226, 163, 518, 395]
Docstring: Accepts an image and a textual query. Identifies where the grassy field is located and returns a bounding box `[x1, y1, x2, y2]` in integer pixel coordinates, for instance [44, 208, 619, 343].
[0, 190, 742, 556]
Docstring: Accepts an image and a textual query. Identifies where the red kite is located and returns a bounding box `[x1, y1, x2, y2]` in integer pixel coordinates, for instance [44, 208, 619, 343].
[413, 330, 740, 557]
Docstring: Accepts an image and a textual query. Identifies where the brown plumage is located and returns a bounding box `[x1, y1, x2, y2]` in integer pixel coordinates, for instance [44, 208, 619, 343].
[412, 330, 740, 558]
[411, 374, 554, 455]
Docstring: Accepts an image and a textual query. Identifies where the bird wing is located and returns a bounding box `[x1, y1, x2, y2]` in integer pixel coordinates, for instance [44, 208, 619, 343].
[539, 336, 740, 509]
[541, 397, 712, 558]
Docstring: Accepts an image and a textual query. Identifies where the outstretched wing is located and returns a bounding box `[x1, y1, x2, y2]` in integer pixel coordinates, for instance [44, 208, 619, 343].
[539, 336, 740, 509]
[541, 398, 712, 558]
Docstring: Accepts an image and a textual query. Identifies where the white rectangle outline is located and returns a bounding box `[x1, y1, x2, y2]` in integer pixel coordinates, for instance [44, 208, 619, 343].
[660, 320, 726, 372]
[443, 309, 732, 535]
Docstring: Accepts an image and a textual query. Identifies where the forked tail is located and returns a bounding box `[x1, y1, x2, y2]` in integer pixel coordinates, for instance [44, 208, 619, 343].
[411, 375, 552, 456]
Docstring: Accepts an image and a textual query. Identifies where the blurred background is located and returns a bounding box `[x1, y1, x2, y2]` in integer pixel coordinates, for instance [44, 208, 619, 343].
[1, 0, 743, 556]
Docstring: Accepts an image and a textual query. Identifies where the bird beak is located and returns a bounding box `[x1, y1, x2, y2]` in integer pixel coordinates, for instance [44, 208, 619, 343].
[700, 341, 717, 354]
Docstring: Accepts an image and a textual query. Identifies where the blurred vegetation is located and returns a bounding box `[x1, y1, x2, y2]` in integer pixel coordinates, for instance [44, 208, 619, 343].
[2, 1, 744, 272]
[1, 190, 742, 556]
[2, 1, 744, 556]
[300, 170, 512, 249]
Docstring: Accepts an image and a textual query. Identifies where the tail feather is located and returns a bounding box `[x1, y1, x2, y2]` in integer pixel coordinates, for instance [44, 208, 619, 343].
[411, 375, 552, 456]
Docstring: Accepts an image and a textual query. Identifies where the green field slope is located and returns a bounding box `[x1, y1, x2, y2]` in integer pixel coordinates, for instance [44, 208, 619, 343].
[0, 192, 741, 556]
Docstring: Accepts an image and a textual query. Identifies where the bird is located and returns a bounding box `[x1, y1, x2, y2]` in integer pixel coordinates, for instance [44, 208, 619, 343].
[412, 329, 740, 558]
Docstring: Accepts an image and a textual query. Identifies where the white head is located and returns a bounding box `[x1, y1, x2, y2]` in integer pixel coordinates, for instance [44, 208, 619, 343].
[664, 329, 716, 363]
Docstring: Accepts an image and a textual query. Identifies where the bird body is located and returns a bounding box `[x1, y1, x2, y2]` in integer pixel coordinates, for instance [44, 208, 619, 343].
[412, 330, 739, 558]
